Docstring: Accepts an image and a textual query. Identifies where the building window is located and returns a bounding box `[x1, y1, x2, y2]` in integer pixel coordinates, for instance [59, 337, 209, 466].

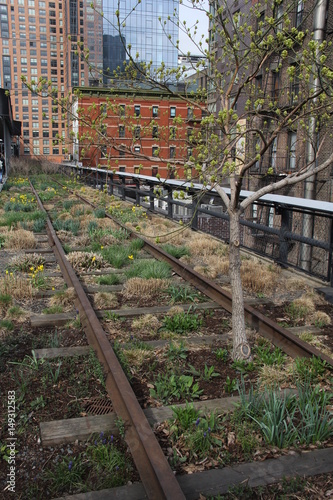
[290, 65, 300, 104]
[134, 126, 140, 139]
[272, 70, 280, 101]
[152, 146, 159, 157]
[119, 104, 125, 116]
[187, 107, 194, 120]
[170, 106, 176, 118]
[275, 3, 283, 32]
[119, 166, 126, 172]
[287, 131, 297, 171]
[134, 105, 140, 116]
[295, 0, 304, 28]
[119, 125, 125, 138]
[187, 147, 193, 159]
[170, 127, 176, 139]
[152, 126, 158, 138]
[269, 137, 277, 172]
[134, 145, 140, 154]
[170, 146, 176, 158]
[152, 166, 158, 176]
[152, 105, 158, 118]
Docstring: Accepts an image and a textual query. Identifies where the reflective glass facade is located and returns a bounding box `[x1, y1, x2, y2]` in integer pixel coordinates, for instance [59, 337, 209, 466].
[102, 0, 179, 76]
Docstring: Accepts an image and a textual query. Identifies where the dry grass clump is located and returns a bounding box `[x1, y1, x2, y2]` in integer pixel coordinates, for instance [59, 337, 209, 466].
[5, 306, 29, 323]
[240, 258, 279, 294]
[56, 230, 73, 243]
[290, 296, 316, 317]
[67, 251, 107, 270]
[188, 234, 227, 257]
[193, 264, 220, 279]
[122, 348, 156, 368]
[0, 275, 33, 299]
[122, 278, 168, 299]
[132, 314, 160, 333]
[72, 234, 91, 247]
[284, 277, 309, 293]
[9, 253, 45, 272]
[166, 305, 184, 316]
[78, 214, 95, 230]
[57, 212, 72, 221]
[97, 218, 116, 230]
[309, 310, 331, 327]
[48, 287, 77, 311]
[205, 255, 230, 276]
[4, 229, 36, 250]
[94, 292, 119, 309]
[258, 364, 292, 388]
[69, 204, 88, 216]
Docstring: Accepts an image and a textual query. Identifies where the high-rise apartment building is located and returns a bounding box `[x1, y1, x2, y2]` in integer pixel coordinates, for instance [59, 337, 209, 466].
[0, 0, 179, 163]
[0, 0, 98, 162]
[98, 0, 179, 83]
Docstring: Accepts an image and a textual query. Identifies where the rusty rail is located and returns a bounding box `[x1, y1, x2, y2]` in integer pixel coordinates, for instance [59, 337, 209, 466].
[49, 176, 333, 367]
[29, 179, 186, 500]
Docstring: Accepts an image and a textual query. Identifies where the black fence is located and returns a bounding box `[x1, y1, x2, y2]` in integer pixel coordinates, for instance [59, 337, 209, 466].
[61, 164, 333, 285]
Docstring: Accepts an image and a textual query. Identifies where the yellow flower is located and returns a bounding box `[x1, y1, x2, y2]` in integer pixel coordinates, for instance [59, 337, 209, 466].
[5, 270, 8, 274]
[92, 256, 96, 262]
[128, 255, 134, 260]
[101, 246, 104, 249]
[10, 272, 13, 276]
[52, 287, 55, 291]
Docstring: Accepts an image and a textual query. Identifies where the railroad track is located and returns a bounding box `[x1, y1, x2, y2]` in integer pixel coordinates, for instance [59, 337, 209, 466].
[1, 173, 333, 499]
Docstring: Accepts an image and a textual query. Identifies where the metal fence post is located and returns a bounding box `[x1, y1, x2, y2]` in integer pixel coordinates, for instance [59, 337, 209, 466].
[329, 219, 333, 285]
[191, 201, 198, 230]
[121, 176, 126, 200]
[278, 205, 290, 266]
[167, 187, 173, 218]
[149, 185, 154, 211]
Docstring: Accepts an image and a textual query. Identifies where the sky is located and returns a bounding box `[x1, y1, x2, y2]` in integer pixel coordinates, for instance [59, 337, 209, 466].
[178, 0, 209, 55]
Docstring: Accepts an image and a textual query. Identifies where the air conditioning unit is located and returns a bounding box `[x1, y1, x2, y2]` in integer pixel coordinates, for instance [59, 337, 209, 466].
[201, 204, 224, 215]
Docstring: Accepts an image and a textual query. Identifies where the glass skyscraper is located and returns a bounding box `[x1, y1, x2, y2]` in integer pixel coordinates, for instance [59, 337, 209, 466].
[101, 0, 179, 77]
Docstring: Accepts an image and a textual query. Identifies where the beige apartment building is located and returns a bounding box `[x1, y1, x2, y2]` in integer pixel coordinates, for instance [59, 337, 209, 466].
[0, 0, 103, 163]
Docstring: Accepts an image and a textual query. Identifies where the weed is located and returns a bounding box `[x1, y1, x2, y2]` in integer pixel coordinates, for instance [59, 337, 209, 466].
[115, 418, 126, 439]
[0, 293, 12, 309]
[166, 342, 188, 362]
[280, 476, 306, 494]
[30, 395, 46, 411]
[170, 402, 200, 436]
[102, 245, 134, 268]
[162, 244, 190, 259]
[42, 305, 64, 314]
[225, 376, 238, 393]
[294, 356, 327, 382]
[167, 284, 203, 304]
[231, 359, 255, 374]
[96, 274, 121, 285]
[161, 309, 203, 334]
[53, 218, 80, 235]
[254, 345, 286, 367]
[113, 341, 131, 379]
[215, 348, 229, 362]
[150, 373, 203, 403]
[32, 215, 47, 232]
[87, 349, 105, 387]
[9, 350, 44, 370]
[202, 364, 220, 381]
[94, 208, 106, 218]
[47, 361, 62, 383]
[0, 319, 14, 331]
[104, 311, 121, 321]
[125, 259, 171, 279]
[44, 455, 86, 494]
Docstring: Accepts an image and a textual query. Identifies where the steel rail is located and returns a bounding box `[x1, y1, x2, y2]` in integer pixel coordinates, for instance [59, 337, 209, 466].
[50, 176, 333, 367]
[29, 179, 186, 500]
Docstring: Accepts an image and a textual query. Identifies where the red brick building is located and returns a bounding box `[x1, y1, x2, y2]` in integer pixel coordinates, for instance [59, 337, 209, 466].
[72, 87, 204, 179]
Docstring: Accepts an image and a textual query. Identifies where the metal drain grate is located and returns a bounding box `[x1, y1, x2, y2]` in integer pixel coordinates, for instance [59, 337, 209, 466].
[83, 397, 113, 415]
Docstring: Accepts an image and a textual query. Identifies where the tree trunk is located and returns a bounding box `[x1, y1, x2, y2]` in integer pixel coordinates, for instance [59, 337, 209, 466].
[229, 210, 252, 361]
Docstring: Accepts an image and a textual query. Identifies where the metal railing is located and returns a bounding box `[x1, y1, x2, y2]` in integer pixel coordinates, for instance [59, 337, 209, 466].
[61, 164, 333, 285]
